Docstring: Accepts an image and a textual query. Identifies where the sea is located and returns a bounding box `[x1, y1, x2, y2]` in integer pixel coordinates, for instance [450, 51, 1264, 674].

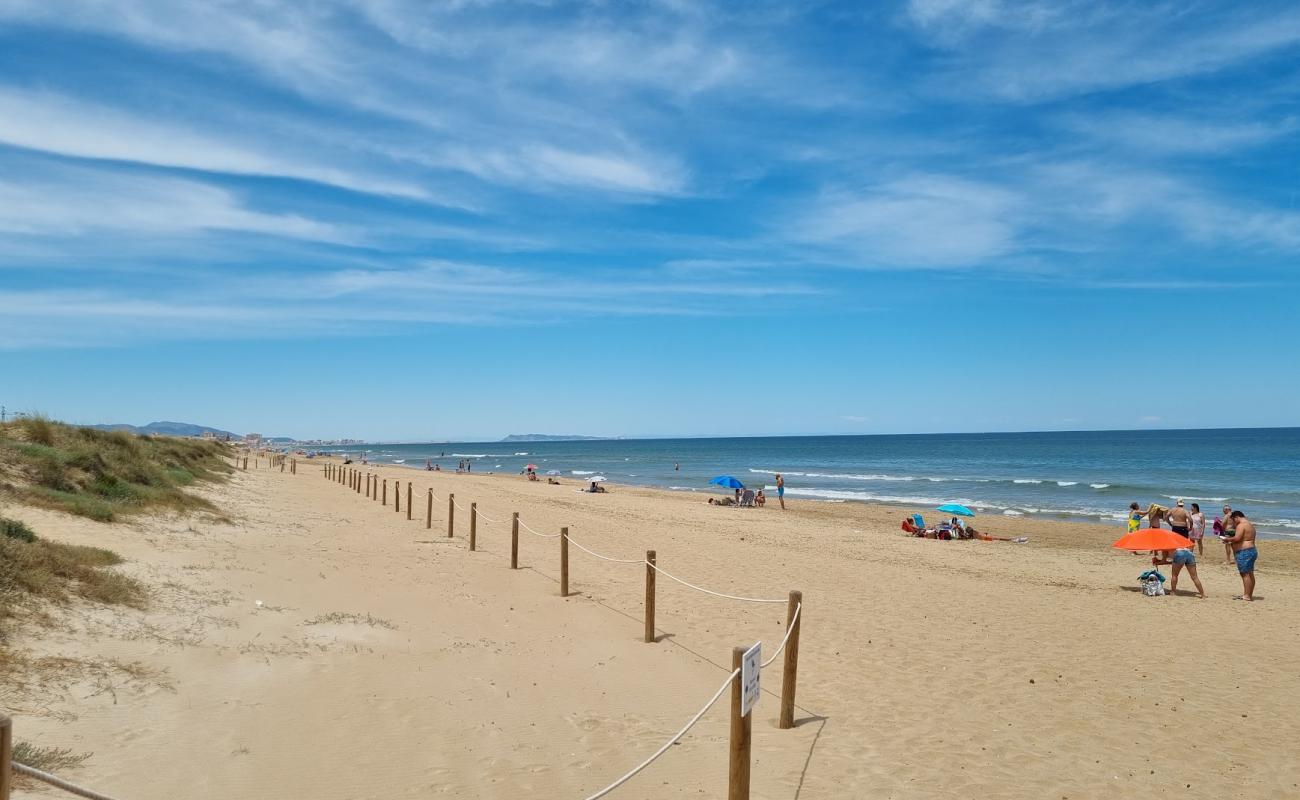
[312, 428, 1300, 539]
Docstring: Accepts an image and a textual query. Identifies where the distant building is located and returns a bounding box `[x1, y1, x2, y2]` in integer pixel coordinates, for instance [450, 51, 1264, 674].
[201, 431, 218, 440]
[245, 433, 262, 447]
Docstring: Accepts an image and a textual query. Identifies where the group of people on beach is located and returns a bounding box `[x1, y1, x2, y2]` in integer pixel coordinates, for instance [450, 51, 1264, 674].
[901, 516, 1026, 542]
[1128, 500, 1259, 601]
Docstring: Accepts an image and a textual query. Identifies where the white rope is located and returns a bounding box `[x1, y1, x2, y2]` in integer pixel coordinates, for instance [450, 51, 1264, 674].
[647, 562, 787, 604]
[13, 763, 119, 800]
[476, 508, 504, 525]
[761, 602, 801, 668]
[566, 535, 645, 565]
[518, 518, 562, 538]
[583, 668, 738, 800]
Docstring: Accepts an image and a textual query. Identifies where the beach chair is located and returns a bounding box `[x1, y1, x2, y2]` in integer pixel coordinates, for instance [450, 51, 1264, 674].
[913, 514, 926, 530]
[740, 489, 755, 507]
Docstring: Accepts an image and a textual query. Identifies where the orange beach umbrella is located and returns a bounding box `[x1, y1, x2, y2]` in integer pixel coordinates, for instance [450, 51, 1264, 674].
[1112, 529, 1193, 551]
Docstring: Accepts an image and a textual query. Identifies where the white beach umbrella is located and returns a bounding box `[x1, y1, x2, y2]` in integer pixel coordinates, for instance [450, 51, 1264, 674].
[589, 475, 607, 482]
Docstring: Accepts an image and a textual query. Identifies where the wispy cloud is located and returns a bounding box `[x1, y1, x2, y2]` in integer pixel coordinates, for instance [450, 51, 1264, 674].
[784, 175, 1020, 267]
[0, 161, 353, 243]
[907, 1, 1300, 102]
[0, 87, 429, 200]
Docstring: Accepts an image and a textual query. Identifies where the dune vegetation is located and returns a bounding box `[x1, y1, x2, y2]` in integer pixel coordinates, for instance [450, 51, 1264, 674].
[0, 416, 232, 522]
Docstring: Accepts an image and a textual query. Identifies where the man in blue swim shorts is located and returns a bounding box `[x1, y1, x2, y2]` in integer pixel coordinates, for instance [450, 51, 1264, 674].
[1224, 510, 1258, 601]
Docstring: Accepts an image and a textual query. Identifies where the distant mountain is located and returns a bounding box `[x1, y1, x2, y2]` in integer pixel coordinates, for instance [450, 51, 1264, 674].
[500, 433, 610, 442]
[90, 421, 240, 439]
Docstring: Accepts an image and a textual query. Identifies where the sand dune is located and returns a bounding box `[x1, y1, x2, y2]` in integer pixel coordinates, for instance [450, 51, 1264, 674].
[7, 458, 1299, 799]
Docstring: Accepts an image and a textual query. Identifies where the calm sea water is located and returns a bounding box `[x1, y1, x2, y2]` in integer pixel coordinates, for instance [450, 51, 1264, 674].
[316, 429, 1300, 539]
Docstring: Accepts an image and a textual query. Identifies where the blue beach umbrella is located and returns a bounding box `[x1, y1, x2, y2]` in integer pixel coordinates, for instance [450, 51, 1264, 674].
[709, 475, 745, 490]
[937, 503, 975, 517]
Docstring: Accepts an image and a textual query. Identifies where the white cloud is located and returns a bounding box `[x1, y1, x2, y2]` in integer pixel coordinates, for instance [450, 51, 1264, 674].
[908, 2, 1300, 102]
[0, 164, 353, 243]
[787, 175, 1019, 267]
[0, 88, 428, 199]
[1059, 111, 1298, 156]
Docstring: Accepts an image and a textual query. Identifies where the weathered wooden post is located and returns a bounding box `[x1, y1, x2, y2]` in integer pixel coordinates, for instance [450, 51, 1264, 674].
[447, 494, 455, 538]
[644, 550, 657, 643]
[356, 470, 362, 494]
[1, 711, 12, 800]
[560, 526, 569, 597]
[382, 479, 387, 506]
[510, 512, 519, 569]
[394, 480, 401, 513]
[779, 590, 803, 730]
[406, 483, 412, 520]
[469, 503, 477, 551]
[426, 489, 433, 529]
[729, 646, 751, 800]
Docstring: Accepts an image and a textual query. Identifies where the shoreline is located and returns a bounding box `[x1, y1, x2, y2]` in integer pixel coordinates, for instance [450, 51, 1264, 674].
[331, 455, 1300, 543]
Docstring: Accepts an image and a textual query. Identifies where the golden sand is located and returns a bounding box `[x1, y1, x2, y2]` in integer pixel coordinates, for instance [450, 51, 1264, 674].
[6, 458, 1299, 799]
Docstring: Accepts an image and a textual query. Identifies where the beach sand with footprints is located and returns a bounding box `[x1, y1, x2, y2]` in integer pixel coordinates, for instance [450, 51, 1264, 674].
[7, 456, 1300, 799]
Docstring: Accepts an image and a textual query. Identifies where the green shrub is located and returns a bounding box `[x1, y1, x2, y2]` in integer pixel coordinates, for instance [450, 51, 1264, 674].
[1, 518, 36, 543]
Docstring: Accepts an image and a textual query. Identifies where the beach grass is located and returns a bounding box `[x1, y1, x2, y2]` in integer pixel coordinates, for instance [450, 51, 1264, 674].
[0, 519, 145, 620]
[0, 417, 232, 522]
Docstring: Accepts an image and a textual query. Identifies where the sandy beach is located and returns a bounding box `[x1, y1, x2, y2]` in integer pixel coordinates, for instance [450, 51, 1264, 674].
[7, 457, 1300, 799]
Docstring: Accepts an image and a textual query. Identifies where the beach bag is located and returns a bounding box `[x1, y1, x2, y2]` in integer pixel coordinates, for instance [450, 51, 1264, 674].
[1139, 569, 1166, 597]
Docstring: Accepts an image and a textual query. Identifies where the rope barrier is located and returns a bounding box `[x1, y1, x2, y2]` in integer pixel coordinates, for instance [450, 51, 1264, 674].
[646, 562, 787, 604]
[761, 602, 801, 668]
[583, 668, 739, 800]
[13, 762, 119, 800]
[518, 518, 562, 538]
[565, 535, 645, 565]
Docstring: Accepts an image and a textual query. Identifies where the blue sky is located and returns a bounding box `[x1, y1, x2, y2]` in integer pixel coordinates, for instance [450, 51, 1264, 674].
[2, 1, 1298, 440]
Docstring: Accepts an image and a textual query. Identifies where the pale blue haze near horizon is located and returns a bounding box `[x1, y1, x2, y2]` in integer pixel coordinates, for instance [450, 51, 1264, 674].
[2, 1, 1299, 440]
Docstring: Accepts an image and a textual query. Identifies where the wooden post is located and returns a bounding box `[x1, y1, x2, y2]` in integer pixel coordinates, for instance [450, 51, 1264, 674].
[510, 512, 519, 569]
[243, 457, 248, 470]
[426, 489, 433, 529]
[407, 483, 413, 520]
[356, 470, 362, 494]
[729, 646, 751, 800]
[644, 550, 657, 643]
[382, 479, 387, 506]
[560, 526, 569, 597]
[374, 475, 380, 503]
[291, 458, 296, 474]
[779, 590, 803, 730]
[447, 494, 455, 538]
[469, 503, 477, 551]
[394, 481, 401, 513]
[1, 711, 12, 800]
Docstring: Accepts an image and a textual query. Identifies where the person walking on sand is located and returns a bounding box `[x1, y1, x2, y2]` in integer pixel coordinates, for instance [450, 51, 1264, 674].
[1223, 510, 1258, 600]
[775, 473, 786, 510]
[1151, 547, 1206, 598]
[1189, 502, 1206, 556]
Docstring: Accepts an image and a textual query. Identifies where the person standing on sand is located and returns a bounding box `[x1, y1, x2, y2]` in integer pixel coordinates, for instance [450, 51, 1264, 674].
[1127, 502, 1146, 533]
[1223, 510, 1258, 601]
[1189, 502, 1206, 556]
[1168, 499, 1192, 538]
[1220, 504, 1236, 565]
[775, 473, 786, 510]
